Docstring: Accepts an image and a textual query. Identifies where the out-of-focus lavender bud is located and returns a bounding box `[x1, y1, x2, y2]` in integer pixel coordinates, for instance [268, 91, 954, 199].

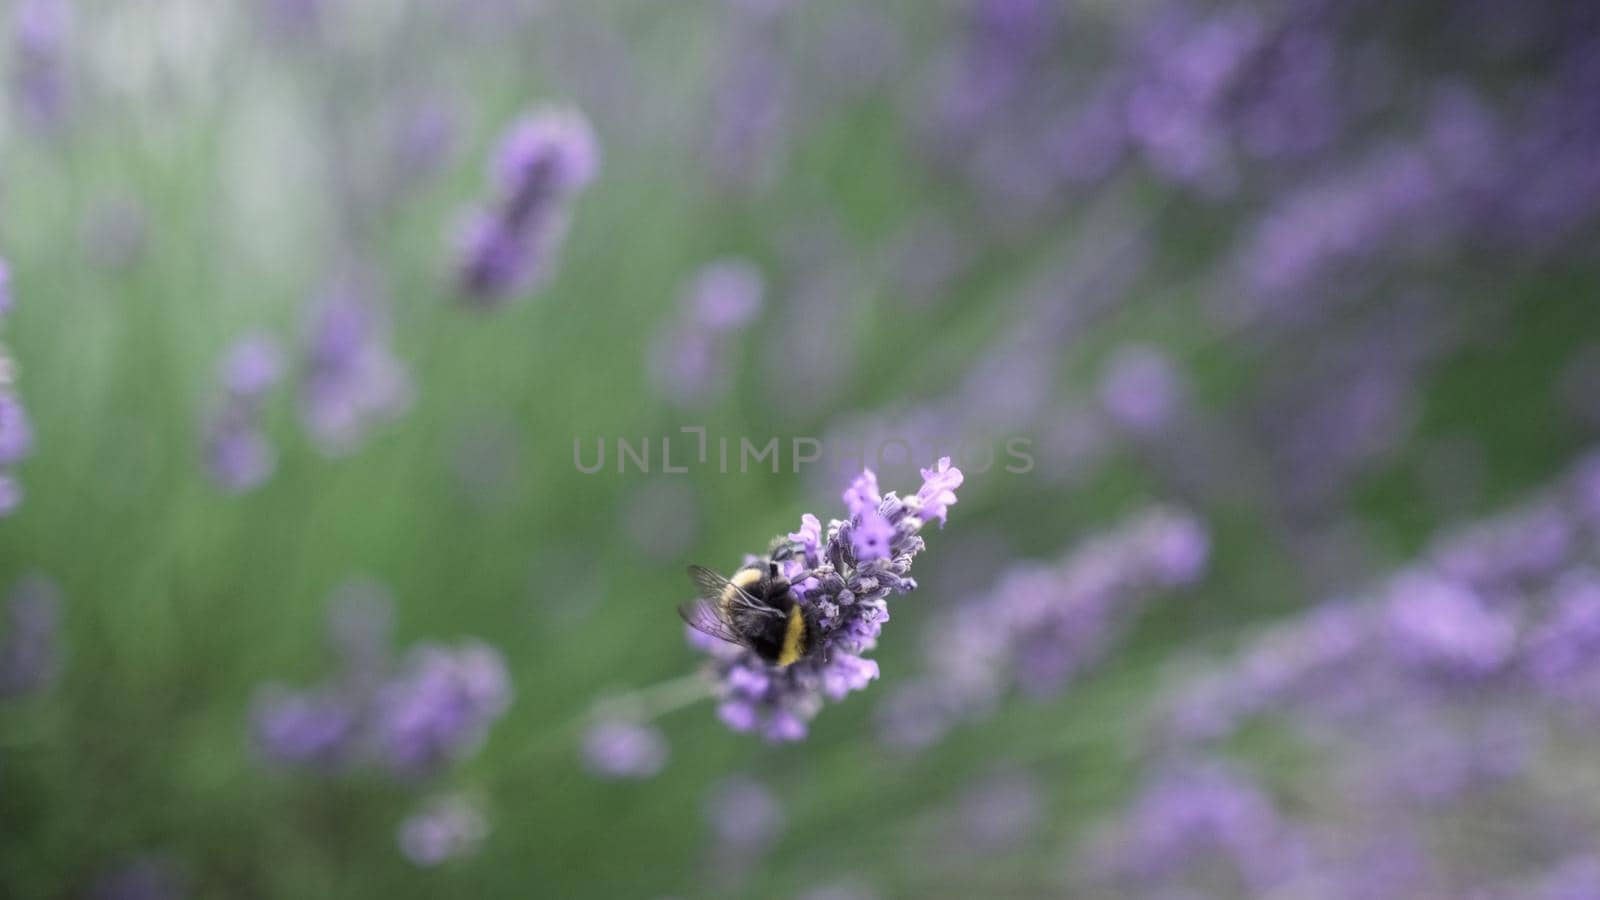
[250, 686, 362, 770]
[203, 334, 284, 493]
[12, 0, 70, 131]
[879, 507, 1207, 749]
[458, 108, 598, 304]
[223, 335, 285, 400]
[0, 574, 62, 698]
[299, 280, 413, 456]
[1097, 345, 1186, 437]
[650, 259, 765, 406]
[0, 390, 35, 467]
[397, 794, 489, 867]
[703, 4, 792, 194]
[1085, 763, 1306, 896]
[375, 641, 512, 778]
[581, 717, 668, 779]
[1383, 570, 1517, 679]
[393, 97, 458, 185]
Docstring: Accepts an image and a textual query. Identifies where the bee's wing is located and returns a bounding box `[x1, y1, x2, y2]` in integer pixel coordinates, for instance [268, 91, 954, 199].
[686, 564, 782, 619]
[678, 598, 744, 646]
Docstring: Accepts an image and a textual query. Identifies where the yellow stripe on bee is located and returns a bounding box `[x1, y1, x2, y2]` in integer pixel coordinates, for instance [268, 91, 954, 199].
[777, 606, 806, 667]
[721, 568, 763, 609]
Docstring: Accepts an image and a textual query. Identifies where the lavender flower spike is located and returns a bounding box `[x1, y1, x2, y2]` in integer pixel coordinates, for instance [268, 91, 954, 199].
[458, 108, 599, 304]
[374, 640, 512, 778]
[0, 261, 34, 516]
[203, 333, 284, 493]
[299, 280, 413, 456]
[695, 459, 964, 742]
[398, 794, 489, 867]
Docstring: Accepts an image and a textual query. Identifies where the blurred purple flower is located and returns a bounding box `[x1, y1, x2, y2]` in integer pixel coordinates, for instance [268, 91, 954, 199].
[1383, 570, 1517, 679]
[251, 687, 362, 770]
[299, 280, 413, 456]
[458, 108, 598, 303]
[203, 334, 284, 493]
[376, 641, 512, 778]
[0, 574, 62, 698]
[12, 0, 69, 131]
[252, 586, 511, 783]
[0, 268, 32, 516]
[581, 717, 668, 779]
[1097, 345, 1186, 437]
[703, 4, 792, 194]
[0, 390, 35, 468]
[879, 507, 1207, 750]
[697, 459, 964, 742]
[650, 259, 765, 405]
[397, 794, 489, 867]
[393, 97, 458, 186]
[1086, 763, 1306, 895]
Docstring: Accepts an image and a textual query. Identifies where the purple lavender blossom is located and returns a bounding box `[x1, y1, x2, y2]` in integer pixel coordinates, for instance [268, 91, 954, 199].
[12, 0, 69, 131]
[1118, 450, 1600, 896]
[703, 3, 792, 194]
[203, 334, 284, 493]
[1097, 345, 1186, 437]
[252, 586, 511, 784]
[694, 459, 964, 742]
[299, 281, 413, 456]
[0, 390, 35, 469]
[397, 794, 489, 867]
[393, 97, 458, 186]
[650, 259, 765, 406]
[375, 641, 512, 778]
[1085, 763, 1306, 896]
[251, 687, 362, 770]
[1382, 570, 1516, 679]
[458, 108, 598, 303]
[580, 717, 668, 779]
[879, 508, 1208, 750]
[0, 574, 62, 698]
[0, 274, 33, 516]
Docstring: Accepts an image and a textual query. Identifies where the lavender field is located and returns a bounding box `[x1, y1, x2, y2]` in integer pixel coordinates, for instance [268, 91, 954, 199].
[3, 0, 1600, 897]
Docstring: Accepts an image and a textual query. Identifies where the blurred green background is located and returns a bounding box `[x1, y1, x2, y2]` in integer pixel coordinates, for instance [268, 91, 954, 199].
[2, 0, 1598, 897]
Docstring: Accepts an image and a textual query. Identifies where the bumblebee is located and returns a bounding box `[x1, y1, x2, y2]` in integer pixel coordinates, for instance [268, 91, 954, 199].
[680, 551, 822, 668]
